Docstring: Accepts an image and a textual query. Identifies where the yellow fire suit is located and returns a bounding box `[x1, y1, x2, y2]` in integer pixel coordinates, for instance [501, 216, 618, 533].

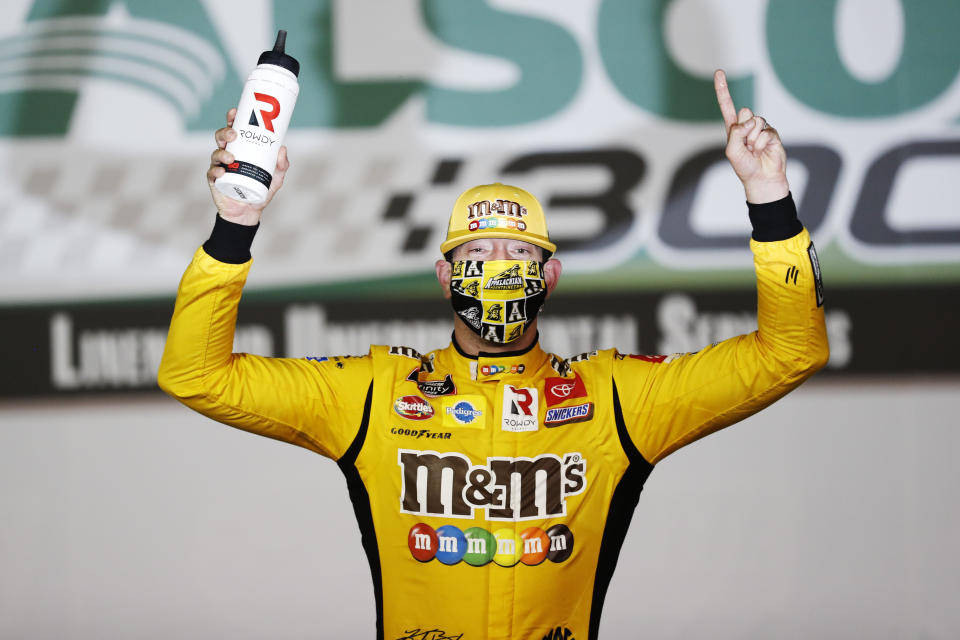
[158, 221, 828, 640]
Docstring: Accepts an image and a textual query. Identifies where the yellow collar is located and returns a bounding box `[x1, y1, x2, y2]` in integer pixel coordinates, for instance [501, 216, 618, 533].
[437, 335, 553, 382]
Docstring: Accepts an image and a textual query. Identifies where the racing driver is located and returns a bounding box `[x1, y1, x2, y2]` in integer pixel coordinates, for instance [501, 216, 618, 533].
[158, 70, 829, 639]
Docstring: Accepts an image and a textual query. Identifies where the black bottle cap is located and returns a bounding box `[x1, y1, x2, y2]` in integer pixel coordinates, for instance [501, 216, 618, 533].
[257, 29, 299, 77]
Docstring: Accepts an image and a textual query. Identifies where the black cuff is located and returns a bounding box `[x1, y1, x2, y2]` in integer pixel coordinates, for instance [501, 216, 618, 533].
[747, 192, 803, 242]
[202, 214, 259, 264]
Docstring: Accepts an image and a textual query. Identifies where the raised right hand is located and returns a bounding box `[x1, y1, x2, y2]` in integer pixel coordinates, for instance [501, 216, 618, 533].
[207, 108, 290, 226]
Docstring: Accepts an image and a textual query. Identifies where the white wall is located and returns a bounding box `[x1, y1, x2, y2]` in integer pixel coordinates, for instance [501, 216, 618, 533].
[1, 377, 957, 639]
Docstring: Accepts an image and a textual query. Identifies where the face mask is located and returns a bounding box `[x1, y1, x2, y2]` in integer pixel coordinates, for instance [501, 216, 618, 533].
[449, 259, 546, 344]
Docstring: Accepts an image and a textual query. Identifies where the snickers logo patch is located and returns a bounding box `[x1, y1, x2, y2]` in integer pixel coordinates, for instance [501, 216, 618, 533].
[544, 402, 594, 428]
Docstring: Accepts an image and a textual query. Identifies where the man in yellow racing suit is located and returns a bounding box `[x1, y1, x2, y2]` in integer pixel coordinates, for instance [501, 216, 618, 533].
[158, 71, 828, 639]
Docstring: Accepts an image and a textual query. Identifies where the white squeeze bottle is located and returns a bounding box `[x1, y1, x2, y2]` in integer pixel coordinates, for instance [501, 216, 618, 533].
[215, 29, 300, 204]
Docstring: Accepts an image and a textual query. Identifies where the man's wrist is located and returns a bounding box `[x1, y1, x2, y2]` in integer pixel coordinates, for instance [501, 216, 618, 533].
[744, 179, 790, 205]
[747, 192, 803, 242]
[202, 213, 259, 263]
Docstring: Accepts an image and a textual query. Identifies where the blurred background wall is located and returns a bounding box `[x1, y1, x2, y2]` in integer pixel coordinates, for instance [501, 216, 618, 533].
[1, 0, 957, 637]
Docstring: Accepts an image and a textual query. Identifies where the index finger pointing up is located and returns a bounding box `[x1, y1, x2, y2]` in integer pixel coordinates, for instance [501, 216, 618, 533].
[714, 69, 738, 132]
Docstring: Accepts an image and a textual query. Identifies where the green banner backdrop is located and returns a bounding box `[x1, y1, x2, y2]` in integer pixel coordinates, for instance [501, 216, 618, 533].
[1, 0, 958, 395]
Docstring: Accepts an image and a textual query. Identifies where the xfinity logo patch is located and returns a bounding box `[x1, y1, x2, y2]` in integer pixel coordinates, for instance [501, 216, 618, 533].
[406, 369, 456, 397]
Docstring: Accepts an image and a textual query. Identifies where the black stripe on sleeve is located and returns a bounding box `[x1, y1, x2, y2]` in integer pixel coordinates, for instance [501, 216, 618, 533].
[336, 383, 383, 640]
[588, 380, 654, 640]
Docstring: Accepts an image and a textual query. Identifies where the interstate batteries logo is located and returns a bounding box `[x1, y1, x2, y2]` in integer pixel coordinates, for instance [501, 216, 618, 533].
[408, 523, 573, 567]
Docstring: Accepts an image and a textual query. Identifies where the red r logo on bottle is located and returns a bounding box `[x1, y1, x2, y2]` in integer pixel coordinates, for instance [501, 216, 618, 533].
[253, 92, 281, 132]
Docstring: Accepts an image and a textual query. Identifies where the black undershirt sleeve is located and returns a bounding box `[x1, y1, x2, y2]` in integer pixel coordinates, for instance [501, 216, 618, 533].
[747, 192, 803, 242]
[202, 214, 259, 264]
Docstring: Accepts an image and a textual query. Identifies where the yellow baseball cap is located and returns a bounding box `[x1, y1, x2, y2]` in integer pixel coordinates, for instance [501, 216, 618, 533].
[440, 183, 556, 255]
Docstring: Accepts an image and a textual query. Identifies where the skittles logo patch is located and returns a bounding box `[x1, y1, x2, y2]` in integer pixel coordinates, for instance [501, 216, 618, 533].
[394, 395, 434, 420]
[407, 523, 573, 567]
